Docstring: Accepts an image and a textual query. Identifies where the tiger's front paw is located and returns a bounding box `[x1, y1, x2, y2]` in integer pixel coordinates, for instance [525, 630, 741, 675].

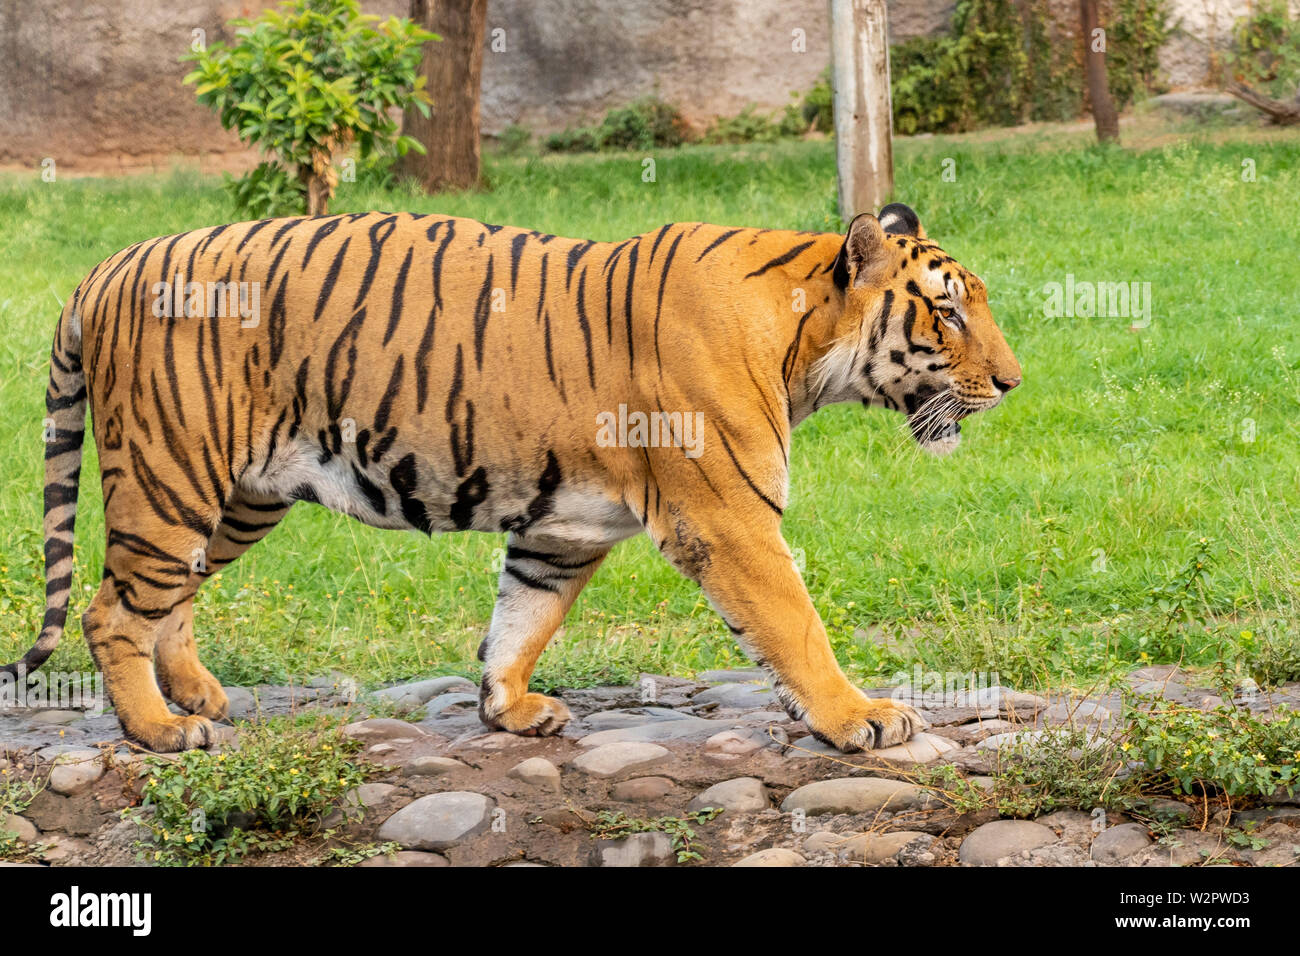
[805, 695, 929, 753]
[123, 713, 218, 753]
[480, 692, 572, 737]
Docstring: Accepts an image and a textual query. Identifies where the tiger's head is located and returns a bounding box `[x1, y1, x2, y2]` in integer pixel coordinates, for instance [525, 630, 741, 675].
[825, 203, 1021, 455]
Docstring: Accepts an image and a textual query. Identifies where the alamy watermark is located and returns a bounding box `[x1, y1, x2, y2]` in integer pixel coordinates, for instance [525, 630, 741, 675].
[595, 404, 704, 458]
[0, 664, 105, 716]
[1043, 274, 1152, 328]
[151, 272, 261, 327]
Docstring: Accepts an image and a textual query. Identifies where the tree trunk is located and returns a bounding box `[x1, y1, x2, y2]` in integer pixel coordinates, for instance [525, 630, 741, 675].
[1080, 0, 1120, 143]
[829, 0, 894, 220]
[397, 0, 487, 192]
[1227, 82, 1300, 126]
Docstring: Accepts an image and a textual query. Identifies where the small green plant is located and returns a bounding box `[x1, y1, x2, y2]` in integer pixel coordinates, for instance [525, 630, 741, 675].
[544, 97, 689, 153]
[319, 839, 402, 866]
[1229, 0, 1300, 99]
[494, 124, 534, 155]
[0, 773, 43, 862]
[183, 0, 434, 216]
[589, 807, 723, 863]
[1135, 536, 1216, 660]
[128, 716, 368, 866]
[993, 727, 1140, 817]
[1125, 700, 1300, 799]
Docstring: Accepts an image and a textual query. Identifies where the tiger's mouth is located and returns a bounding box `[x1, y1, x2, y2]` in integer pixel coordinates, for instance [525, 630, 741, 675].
[905, 390, 985, 456]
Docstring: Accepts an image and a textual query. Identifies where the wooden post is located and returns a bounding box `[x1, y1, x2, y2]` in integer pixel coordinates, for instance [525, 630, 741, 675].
[829, 0, 894, 221]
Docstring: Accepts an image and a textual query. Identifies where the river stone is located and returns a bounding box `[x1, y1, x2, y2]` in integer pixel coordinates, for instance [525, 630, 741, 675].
[1091, 823, 1153, 863]
[959, 820, 1056, 865]
[508, 757, 561, 791]
[733, 847, 804, 867]
[611, 777, 676, 802]
[223, 687, 256, 719]
[343, 718, 428, 742]
[871, 732, 958, 764]
[571, 742, 670, 777]
[48, 751, 105, 796]
[358, 850, 450, 867]
[374, 676, 476, 708]
[424, 692, 479, 715]
[688, 777, 769, 813]
[592, 831, 676, 867]
[402, 756, 467, 777]
[376, 792, 495, 850]
[692, 684, 775, 708]
[0, 814, 37, 843]
[576, 717, 718, 747]
[841, 830, 931, 864]
[781, 777, 929, 815]
[703, 729, 767, 758]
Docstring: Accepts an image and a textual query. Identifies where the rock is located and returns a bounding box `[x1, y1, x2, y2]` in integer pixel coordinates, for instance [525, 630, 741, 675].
[803, 830, 858, 855]
[508, 757, 561, 791]
[1042, 700, 1114, 727]
[368, 743, 396, 755]
[592, 831, 676, 866]
[1151, 92, 1244, 120]
[48, 751, 105, 796]
[703, 728, 776, 758]
[376, 792, 495, 850]
[1137, 798, 1193, 826]
[36, 744, 97, 763]
[959, 820, 1057, 865]
[402, 756, 467, 778]
[343, 718, 428, 742]
[579, 708, 685, 731]
[781, 777, 930, 815]
[692, 684, 775, 708]
[424, 692, 479, 715]
[871, 732, 958, 764]
[358, 850, 449, 867]
[223, 687, 256, 719]
[570, 742, 670, 778]
[1091, 823, 1153, 863]
[373, 676, 476, 708]
[575, 717, 718, 748]
[0, 814, 37, 843]
[688, 777, 769, 813]
[841, 830, 931, 864]
[697, 668, 766, 683]
[733, 847, 804, 867]
[29, 710, 84, 725]
[611, 777, 676, 802]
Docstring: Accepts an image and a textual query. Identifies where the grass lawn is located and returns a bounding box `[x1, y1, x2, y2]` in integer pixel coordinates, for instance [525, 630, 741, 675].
[1, 113, 1299, 694]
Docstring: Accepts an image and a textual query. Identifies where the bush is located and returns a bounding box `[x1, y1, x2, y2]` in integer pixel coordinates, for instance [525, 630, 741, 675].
[128, 716, 368, 866]
[183, 0, 434, 217]
[1229, 0, 1300, 99]
[545, 97, 689, 153]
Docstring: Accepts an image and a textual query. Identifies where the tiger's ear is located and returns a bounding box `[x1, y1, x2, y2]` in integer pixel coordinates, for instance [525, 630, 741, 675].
[878, 202, 925, 239]
[832, 213, 888, 291]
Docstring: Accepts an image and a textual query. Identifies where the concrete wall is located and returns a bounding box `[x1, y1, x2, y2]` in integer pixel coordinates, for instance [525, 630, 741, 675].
[0, 0, 1261, 168]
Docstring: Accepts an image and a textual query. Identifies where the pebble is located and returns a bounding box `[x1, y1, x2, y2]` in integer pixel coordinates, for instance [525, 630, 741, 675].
[402, 756, 467, 777]
[871, 732, 959, 764]
[611, 777, 676, 802]
[343, 718, 428, 742]
[781, 777, 930, 815]
[376, 791, 495, 850]
[424, 692, 479, 715]
[733, 847, 804, 867]
[575, 717, 718, 748]
[1091, 823, 1153, 863]
[29, 710, 84, 726]
[959, 820, 1056, 865]
[840, 830, 931, 864]
[570, 742, 670, 778]
[697, 668, 766, 683]
[373, 676, 476, 710]
[508, 757, 561, 792]
[687, 777, 769, 813]
[592, 831, 676, 867]
[358, 850, 450, 867]
[692, 684, 775, 708]
[1, 814, 38, 843]
[48, 751, 105, 796]
[224, 687, 256, 719]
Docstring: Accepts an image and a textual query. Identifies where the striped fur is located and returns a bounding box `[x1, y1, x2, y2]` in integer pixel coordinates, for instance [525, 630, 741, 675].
[4, 203, 1020, 753]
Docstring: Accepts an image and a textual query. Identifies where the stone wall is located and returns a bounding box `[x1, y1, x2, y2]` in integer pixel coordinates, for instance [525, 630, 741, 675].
[0, 0, 1264, 168]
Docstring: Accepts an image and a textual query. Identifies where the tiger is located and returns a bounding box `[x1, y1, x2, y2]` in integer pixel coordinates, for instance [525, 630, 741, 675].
[3, 202, 1020, 754]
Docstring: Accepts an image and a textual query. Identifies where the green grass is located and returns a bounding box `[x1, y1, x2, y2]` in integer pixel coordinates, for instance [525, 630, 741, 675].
[2, 120, 1299, 693]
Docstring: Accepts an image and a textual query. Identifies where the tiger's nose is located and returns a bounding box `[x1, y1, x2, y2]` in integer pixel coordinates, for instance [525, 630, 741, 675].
[992, 375, 1020, 392]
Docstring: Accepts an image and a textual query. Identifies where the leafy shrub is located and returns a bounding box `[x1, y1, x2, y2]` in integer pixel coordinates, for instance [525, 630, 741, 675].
[494, 123, 534, 155]
[1228, 0, 1300, 99]
[545, 97, 689, 153]
[183, 0, 434, 217]
[129, 716, 368, 866]
[1125, 701, 1300, 799]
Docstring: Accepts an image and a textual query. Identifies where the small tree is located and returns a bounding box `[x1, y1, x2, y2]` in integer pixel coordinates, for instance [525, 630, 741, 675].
[183, 0, 436, 217]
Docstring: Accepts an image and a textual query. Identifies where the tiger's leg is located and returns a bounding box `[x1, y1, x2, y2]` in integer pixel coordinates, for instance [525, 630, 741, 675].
[478, 532, 609, 735]
[651, 511, 927, 753]
[154, 495, 291, 719]
[85, 516, 223, 752]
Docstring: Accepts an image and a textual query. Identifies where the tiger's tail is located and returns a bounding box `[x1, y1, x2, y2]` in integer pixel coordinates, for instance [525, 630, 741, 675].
[1, 293, 86, 679]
